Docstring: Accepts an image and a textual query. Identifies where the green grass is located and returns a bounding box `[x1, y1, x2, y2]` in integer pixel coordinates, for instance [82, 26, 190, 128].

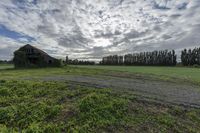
[0, 66, 200, 133]
[72, 65, 200, 85]
[1, 65, 200, 85]
[0, 66, 200, 132]
[0, 80, 199, 132]
[0, 66, 106, 80]
[0, 64, 14, 70]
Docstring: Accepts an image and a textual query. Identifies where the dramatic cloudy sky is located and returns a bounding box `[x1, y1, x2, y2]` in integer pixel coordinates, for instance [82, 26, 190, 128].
[0, 0, 200, 61]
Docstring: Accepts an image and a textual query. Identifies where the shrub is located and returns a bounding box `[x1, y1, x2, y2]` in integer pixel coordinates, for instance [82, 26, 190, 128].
[193, 64, 200, 68]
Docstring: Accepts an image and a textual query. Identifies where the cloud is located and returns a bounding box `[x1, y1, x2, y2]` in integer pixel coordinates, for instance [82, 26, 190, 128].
[0, 0, 200, 61]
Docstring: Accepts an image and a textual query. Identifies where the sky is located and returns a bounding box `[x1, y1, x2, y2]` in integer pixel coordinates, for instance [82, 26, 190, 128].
[0, 0, 200, 61]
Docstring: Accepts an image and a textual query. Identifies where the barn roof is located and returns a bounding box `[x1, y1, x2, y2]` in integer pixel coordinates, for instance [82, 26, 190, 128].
[16, 44, 56, 60]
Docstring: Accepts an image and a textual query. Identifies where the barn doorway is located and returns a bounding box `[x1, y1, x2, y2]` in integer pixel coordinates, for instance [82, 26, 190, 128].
[48, 60, 52, 64]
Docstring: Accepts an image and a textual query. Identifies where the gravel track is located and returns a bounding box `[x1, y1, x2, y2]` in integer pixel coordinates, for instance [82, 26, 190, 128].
[42, 75, 200, 108]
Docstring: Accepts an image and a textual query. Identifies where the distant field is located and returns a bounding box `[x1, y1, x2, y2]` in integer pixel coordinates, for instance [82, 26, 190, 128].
[0, 64, 14, 69]
[0, 64, 200, 84]
[72, 65, 200, 85]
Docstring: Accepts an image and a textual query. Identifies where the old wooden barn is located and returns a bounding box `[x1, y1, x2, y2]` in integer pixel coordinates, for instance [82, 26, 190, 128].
[13, 44, 61, 68]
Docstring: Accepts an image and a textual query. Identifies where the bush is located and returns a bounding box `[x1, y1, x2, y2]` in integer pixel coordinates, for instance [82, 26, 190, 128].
[13, 51, 27, 68]
[193, 64, 200, 68]
[51, 59, 62, 67]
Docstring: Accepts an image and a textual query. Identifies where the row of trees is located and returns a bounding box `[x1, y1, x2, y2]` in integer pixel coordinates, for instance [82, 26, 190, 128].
[66, 56, 95, 65]
[181, 48, 200, 66]
[0, 60, 13, 64]
[100, 50, 177, 66]
[101, 55, 124, 65]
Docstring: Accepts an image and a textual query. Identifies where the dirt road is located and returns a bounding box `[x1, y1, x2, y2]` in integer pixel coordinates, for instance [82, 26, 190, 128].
[41, 75, 200, 108]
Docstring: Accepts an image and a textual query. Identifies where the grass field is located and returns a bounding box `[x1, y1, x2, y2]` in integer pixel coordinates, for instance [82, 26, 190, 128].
[0, 64, 14, 70]
[72, 65, 200, 85]
[0, 65, 200, 132]
[1, 64, 200, 84]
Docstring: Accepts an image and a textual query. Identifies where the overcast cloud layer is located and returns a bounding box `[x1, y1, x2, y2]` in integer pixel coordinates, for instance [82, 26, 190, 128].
[0, 0, 200, 61]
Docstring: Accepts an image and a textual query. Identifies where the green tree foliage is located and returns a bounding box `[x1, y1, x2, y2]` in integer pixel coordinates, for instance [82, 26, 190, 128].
[101, 50, 177, 66]
[67, 59, 95, 65]
[181, 47, 200, 66]
[13, 51, 27, 68]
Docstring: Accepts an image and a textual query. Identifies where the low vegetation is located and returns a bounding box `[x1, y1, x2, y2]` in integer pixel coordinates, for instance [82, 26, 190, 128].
[72, 65, 200, 85]
[0, 65, 200, 132]
[1, 64, 200, 85]
[0, 65, 106, 80]
[0, 80, 200, 132]
[0, 64, 14, 70]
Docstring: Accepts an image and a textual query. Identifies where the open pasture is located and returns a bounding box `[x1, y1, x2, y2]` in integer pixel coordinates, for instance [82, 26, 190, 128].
[0, 65, 200, 132]
[0, 64, 14, 70]
[72, 65, 200, 85]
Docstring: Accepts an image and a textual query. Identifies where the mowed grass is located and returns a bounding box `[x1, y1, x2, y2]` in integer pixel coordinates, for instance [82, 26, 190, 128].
[0, 66, 106, 80]
[1, 64, 200, 84]
[0, 64, 14, 70]
[72, 65, 200, 84]
[0, 80, 200, 132]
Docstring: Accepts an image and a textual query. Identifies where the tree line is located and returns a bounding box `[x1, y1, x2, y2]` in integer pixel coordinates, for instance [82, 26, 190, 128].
[100, 50, 177, 66]
[181, 47, 200, 66]
[66, 56, 95, 65]
[0, 60, 13, 64]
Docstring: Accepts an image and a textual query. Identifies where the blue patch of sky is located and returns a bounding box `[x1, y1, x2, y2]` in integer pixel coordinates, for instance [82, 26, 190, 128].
[0, 24, 35, 42]
[12, 0, 37, 10]
[13, 0, 37, 5]
[32, 0, 37, 5]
